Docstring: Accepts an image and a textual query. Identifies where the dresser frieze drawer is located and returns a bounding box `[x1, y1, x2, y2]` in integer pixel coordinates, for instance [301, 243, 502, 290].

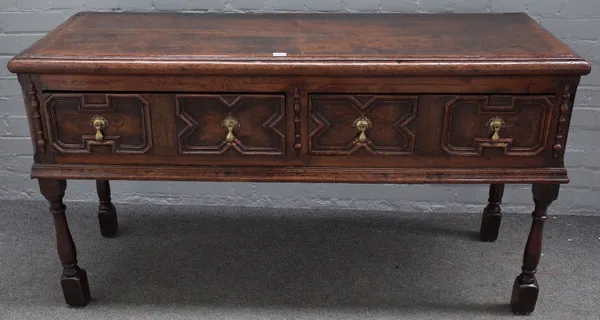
[175, 94, 286, 157]
[39, 92, 293, 165]
[309, 94, 418, 155]
[440, 94, 556, 157]
[307, 93, 559, 164]
[43, 93, 152, 155]
[38, 90, 564, 168]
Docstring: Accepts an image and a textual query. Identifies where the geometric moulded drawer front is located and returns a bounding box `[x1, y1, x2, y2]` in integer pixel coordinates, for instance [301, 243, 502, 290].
[309, 94, 418, 155]
[176, 94, 285, 156]
[441, 95, 555, 156]
[44, 94, 152, 154]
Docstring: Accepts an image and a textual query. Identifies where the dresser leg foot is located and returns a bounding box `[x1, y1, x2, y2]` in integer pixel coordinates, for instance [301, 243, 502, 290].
[480, 183, 504, 242]
[511, 275, 539, 315]
[96, 180, 118, 238]
[510, 184, 559, 315]
[40, 179, 92, 307]
[61, 267, 91, 307]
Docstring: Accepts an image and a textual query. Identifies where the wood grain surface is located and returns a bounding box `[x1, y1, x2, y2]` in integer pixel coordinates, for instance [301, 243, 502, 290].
[8, 12, 591, 76]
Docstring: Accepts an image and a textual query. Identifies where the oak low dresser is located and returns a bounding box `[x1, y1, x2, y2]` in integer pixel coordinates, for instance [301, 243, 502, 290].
[7, 12, 591, 315]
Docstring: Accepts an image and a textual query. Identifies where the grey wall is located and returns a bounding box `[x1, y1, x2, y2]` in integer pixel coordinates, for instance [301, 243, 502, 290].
[1, 0, 599, 215]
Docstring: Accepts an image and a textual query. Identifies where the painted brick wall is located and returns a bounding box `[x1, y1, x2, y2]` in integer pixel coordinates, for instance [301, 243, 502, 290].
[1, 0, 599, 215]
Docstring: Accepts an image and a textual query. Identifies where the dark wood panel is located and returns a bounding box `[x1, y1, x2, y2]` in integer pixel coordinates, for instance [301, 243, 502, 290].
[441, 95, 555, 156]
[41, 90, 565, 168]
[305, 93, 561, 167]
[38, 74, 563, 94]
[31, 164, 569, 184]
[309, 95, 418, 155]
[53, 153, 555, 168]
[43, 93, 152, 154]
[147, 94, 177, 156]
[175, 94, 285, 156]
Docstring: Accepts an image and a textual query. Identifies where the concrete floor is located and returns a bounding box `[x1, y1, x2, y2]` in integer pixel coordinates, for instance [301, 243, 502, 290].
[0, 200, 599, 319]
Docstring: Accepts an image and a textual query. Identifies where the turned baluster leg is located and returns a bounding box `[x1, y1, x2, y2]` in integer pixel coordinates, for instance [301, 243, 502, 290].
[96, 180, 118, 238]
[39, 179, 91, 307]
[480, 183, 505, 242]
[510, 184, 559, 315]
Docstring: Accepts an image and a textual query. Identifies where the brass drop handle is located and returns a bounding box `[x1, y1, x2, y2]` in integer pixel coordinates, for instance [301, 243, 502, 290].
[486, 116, 505, 144]
[90, 115, 108, 141]
[221, 116, 240, 143]
[353, 116, 372, 143]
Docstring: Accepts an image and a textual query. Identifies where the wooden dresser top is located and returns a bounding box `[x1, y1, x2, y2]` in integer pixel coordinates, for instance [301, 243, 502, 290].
[8, 12, 591, 76]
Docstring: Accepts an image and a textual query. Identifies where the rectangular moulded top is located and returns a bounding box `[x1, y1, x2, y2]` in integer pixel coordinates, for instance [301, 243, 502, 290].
[8, 12, 591, 76]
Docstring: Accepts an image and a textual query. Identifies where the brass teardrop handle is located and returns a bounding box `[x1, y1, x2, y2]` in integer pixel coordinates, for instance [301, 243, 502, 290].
[221, 116, 240, 143]
[486, 116, 505, 144]
[353, 116, 372, 143]
[90, 115, 108, 141]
